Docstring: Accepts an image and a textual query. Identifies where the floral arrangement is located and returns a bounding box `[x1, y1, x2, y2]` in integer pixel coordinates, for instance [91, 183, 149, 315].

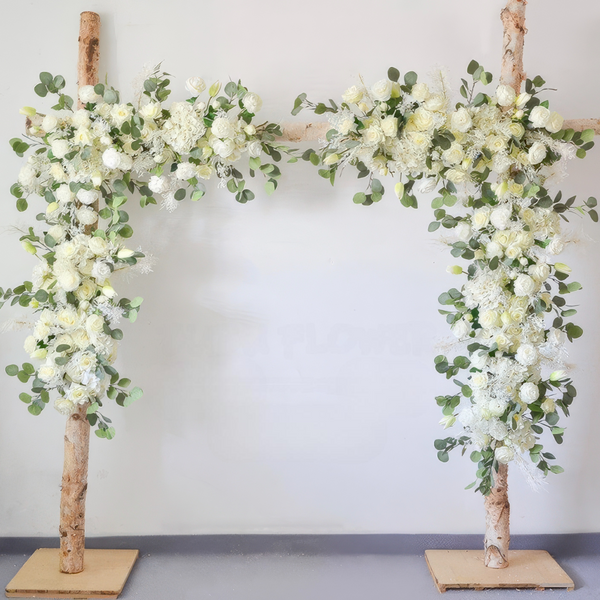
[294, 61, 596, 494]
[3, 68, 296, 437]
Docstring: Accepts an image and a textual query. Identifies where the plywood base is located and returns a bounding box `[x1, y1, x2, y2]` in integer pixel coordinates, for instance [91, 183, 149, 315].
[425, 549, 574, 593]
[5, 548, 139, 599]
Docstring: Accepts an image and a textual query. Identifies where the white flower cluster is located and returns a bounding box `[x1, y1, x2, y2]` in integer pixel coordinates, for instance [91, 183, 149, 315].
[8, 71, 290, 432]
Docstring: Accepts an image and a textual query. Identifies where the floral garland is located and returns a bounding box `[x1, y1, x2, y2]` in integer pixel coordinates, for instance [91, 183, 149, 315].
[3, 68, 296, 438]
[293, 61, 596, 494]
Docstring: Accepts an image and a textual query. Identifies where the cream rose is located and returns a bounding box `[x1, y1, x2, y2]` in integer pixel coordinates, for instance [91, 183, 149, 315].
[371, 79, 393, 102]
[495, 84, 516, 107]
[529, 105, 551, 128]
[242, 92, 262, 114]
[490, 205, 512, 230]
[528, 141, 547, 165]
[495, 446, 515, 464]
[450, 108, 472, 133]
[520, 382, 540, 403]
[472, 208, 490, 230]
[546, 111, 564, 134]
[342, 85, 363, 104]
[381, 116, 398, 137]
[516, 343, 538, 366]
[86, 314, 105, 335]
[514, 273, 536, 297]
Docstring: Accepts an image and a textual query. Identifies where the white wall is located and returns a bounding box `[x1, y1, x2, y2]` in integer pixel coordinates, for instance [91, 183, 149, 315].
[1, 0, 599, 537]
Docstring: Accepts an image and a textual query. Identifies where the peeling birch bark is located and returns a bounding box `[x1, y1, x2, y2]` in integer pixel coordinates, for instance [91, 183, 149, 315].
[563, 118, 600, 135]
[500, 0, 527, 94]
[58, 11, 100, 575]
[484, 463, 510, 568]
[278, 122, 329, 143]
[59, 405, 91, 573]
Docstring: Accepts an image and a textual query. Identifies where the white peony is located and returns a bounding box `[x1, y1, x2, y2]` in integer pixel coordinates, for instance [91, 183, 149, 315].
[88, 236, 108, 256]
[514, 273, 536, 297]
[102, 148, 122, 170]
[211, 117, 235, 139]
[547, 238, 565, 255]
[411, 83, 430, 102]
[381, 116, 398, 137]
[79, 85, 101, 104]
[242, 92, 262, 114]
[212, 138, 235, 158]
[86, 314, 105, 334]
[442, 143, 464, 166]
[57, 269, 81, 292]
[91, 260, 111, 284]
[175, 162, 197, 180]
[139, 102, 162, 120]
[490, 205, 512, 230]
[495, 84, 516, 107]
[486, 241, 503, 259]
[529, 262, 550, 282]
[495, 446, 515, 464]
[77, 188, 100, 206]
[520, 382, 540, 403]
[541, 398, 556, 414]
[76, 207, 98, 226]
[247, 141, 262, 158]
[371, 79, 393, 102]
[55, 397, 76, 416]
[42, 115, 58, 132]
[450, 108, 472, 132]
[472, 208, 490, 230]
[471, 372, 489, 389]
[516, 343, 538, 366]
[38, 363, 57, 383]
[148, 175, 171, 195]
[186, 77, 206, 95]
[51, 139, 70, 159]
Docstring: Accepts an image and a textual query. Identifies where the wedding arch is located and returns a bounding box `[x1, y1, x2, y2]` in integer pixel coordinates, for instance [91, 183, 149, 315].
[3, 1, 597, 595]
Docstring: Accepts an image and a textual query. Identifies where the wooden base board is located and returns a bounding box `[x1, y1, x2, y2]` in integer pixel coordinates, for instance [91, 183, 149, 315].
[5, 548, 139, 599]
[425, 549, 574, 593]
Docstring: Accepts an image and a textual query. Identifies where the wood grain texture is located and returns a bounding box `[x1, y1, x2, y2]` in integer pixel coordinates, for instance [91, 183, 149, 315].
[500, 0, 527, 93]
[59, 11, 100, 574]
[425, 549, 574, 592]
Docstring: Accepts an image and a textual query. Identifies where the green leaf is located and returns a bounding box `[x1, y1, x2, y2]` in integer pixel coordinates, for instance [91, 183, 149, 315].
[470, 451, 482, 463]
[581, 129, 595, 144]
[404, 71, 418, 86]
[428, 221, 441, 232]
[550, 465, 564, 474]
[34, 83, 48, 97]
[119, 225, 134, 238]
[387, 67, 400, 82]
[353, 192, 367, 205]
[130, 296, 144, 308]
[467, 60, 479, 75]
[5, 364, 19, 376]
[16, 198, 28, 212]
[265, 181, 276, 196]
[39, 72, 53, 86]
[111, 329, 124, 340]
[22, 363, 35, 375]
[87, 402, 99, 414]
[19, 393, 32, 404]
[28, 403, 43, 416]
[118, 378, 131, 387]
[437, 450, 449, 463]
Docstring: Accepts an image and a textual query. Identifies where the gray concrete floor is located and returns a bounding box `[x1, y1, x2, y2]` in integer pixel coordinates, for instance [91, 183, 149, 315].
[1, 535, 599, 599]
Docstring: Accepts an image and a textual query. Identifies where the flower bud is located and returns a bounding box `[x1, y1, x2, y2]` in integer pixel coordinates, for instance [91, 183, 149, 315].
[446, 265, 463, 275]
[21, 241, 37, 255]
[554, 262, 571, 274]
[46, 202, 59, 215]
[394, 182, 405, 200]
[208, 81, 221, 97]
[20, 106, 37, 117]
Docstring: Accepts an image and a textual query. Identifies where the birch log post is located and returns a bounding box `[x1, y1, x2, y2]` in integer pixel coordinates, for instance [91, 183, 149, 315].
[58, 11, 100, 575]
[480, 0, 528, 570]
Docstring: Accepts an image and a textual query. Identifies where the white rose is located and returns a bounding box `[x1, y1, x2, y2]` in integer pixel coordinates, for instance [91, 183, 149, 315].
[119, 153, 133, 171]
[412, 108, 434, 131]
[71, 109, 91, 129]
[470, 351, 488, 370]
[471, 372, 489, 389]
[42, 115, 58, 132]
[371, 79, 393, 102]
[72, 328, 90, 349]
[472, 208, 490, 230]
[446, 169, 468, 184]
[455, 222, 472, 242]
[450, 108, 472, 133]
[175, 162, 197, 181]
[102, 148, 122, 170]
[76, 207, 98, 226]
[75, 279, 97, 301]
[79, 85, 101, 104]
[139, 102, 162, 120]
[185, 77, 206, 95]
[541, 398, 556, 414]
[91, 260, 112, 284]
[68, 384, 90, 405]
[57, 269, 81, 292]
[514, 273, 536, 297]
[86, 314, 105, 334]
[57, 307, 79, 330]
[77, 188, 100, 206]
[505, 244, 522, 260]
[480, 310, 500, 330]
[363, 125, 385, 145]
[425, 95, 446, 112]
[381, 116, 398, 137]
[442, 143, 464, 166]
[508, 122, 525, 139]
[110, 104, 132, 127]
[529, 105, 551, 128]
[495, 84, 516, 107]
[38, 363, 57, 383]
[528, 141, 547, 165]
[117, 248, 135, 259]
[342, 85, 363, 104]
[520, 382, 540, 403]
[212, 138, 235, 158]
[452, 319, 471, 340]
[411, 83, 430, 102]
[495, 446, 515, 464]
[546, 111, 564, 134]
[211, 117, 235, 139]
[516, 343, 538, 366]
[88, 236, 108, 256]
[242, 92, 262, 114]
[247, 140, 262, 158]
[490, 205, 512, 230]
[51, 139, 70, 159]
